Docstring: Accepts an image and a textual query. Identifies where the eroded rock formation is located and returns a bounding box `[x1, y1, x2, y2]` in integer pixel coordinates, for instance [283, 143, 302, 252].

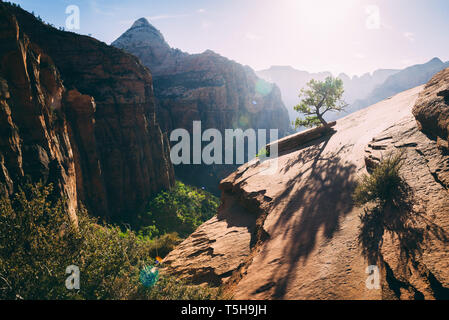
[0, 4, 174, 221]
[0, 7, 78, 221]
[113, 18, 291, 193]
[164, 67, 449, 299]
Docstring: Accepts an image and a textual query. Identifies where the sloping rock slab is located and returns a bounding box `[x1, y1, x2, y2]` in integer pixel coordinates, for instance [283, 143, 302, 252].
[364, 116, 449, 300]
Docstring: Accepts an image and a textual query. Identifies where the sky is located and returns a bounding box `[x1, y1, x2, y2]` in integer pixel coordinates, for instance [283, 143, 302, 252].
[8, 0, 449, 77]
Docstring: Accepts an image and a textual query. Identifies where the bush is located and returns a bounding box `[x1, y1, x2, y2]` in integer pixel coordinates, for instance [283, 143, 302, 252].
[353, 152, 405, 207]
[353, 152, 425, 264]
[135, 276, 226, 300]
[0, 183, 223, 300]
[138, 181, 219, 239]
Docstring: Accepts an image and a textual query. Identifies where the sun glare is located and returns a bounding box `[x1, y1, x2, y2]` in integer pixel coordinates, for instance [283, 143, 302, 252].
[286, 0, 358, 31]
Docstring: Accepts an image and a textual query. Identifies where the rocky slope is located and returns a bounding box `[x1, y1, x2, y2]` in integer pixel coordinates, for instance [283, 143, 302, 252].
[163, 69, 449, 299]
[0, 4, 174, 221]
[113, 18, 291, 193]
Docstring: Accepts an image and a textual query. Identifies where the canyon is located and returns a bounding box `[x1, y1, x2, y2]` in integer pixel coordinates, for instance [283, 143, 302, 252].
[112, 18, 291, 193]
[2, 2, 449, 300]
[164, 68, 449, 300]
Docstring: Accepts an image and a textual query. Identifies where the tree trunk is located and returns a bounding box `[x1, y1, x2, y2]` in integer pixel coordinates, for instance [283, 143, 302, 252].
[317, 113, 328, 127]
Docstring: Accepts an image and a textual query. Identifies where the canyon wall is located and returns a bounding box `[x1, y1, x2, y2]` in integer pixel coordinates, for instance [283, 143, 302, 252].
[0, 4, 175, 221]
[113, 18, 291, 193]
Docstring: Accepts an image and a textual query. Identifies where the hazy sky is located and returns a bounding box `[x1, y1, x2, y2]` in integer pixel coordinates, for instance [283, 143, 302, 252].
[10, 0, 449, 77]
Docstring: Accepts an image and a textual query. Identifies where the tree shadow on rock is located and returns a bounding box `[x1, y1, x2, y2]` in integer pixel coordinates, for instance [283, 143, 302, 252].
[262, 137, 357, 299]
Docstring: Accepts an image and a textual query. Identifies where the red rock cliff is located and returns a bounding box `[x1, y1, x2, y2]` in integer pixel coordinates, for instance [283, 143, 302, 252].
[0, 4, 175, 221]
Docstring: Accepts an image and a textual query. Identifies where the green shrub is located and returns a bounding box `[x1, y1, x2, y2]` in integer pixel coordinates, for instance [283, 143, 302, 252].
[138, 181, 219, 239]
[353, 152, 405, 207]
[0, 183, 223, 300]
[256, 147, 269, 158]
[353, 151, 423, 264]
[135, 276, 226, 300]
[147, 232, 183, 258]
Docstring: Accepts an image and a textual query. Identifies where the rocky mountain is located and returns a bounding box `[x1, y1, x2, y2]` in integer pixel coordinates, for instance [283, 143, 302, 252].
[112, 18, 291, 194]
[0, 4, 174, 221]
[413, 67, 449, 154]
[258, 59, 449, 126]
[256, 66, 399, 123]
[163, 69, 449, 299]
[348, 58, 449, 117]
[337, 69, 400, 104]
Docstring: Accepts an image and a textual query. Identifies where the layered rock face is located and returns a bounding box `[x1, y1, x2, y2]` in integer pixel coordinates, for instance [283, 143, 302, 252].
[0, 9, 77, 221]
[0, 4, 175, 221]
[113, 19, 291, 193]
[164, 71, 449, 299]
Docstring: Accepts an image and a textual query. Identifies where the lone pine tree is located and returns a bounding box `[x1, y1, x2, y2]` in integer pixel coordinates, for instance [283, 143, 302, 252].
[294, 76, 347, 128]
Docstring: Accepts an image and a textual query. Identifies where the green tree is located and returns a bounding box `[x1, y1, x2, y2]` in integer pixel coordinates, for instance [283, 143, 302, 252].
[139, 181, 220, 239]
[294, 76, 347, 128]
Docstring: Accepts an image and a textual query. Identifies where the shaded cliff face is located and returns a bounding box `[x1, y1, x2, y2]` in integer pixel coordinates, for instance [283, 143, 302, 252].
[113, 18, 291, 193]
[0, 7, 78, 221]
[0, 5, 175, 221]
[164, 77, 449, 300]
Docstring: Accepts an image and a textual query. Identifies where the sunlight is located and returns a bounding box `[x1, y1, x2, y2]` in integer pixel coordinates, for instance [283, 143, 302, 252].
[286, 0, 358, 31]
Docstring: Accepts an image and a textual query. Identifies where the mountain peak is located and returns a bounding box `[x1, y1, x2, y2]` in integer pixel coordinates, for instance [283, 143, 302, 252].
[112, 16, 169, 52]
[131, 17, 151, 29]
[428, 57, 443, 65]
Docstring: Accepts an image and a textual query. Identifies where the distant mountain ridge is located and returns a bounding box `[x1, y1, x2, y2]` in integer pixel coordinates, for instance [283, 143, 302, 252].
[348, 58, 449, 116]
[256, 66, 332, 122]
[257, 58, 448, 125]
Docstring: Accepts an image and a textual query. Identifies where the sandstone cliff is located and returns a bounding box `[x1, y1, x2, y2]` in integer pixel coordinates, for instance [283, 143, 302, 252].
[113, 18, 291, 193]
[164, 69, 449, 299]
[0, 8, 78, 221]
[0, 4, 174, 221]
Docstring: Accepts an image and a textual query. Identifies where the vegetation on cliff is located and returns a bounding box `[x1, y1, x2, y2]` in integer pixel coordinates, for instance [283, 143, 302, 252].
[131, 181, 220, 258]
[0, 183, 222, 300]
